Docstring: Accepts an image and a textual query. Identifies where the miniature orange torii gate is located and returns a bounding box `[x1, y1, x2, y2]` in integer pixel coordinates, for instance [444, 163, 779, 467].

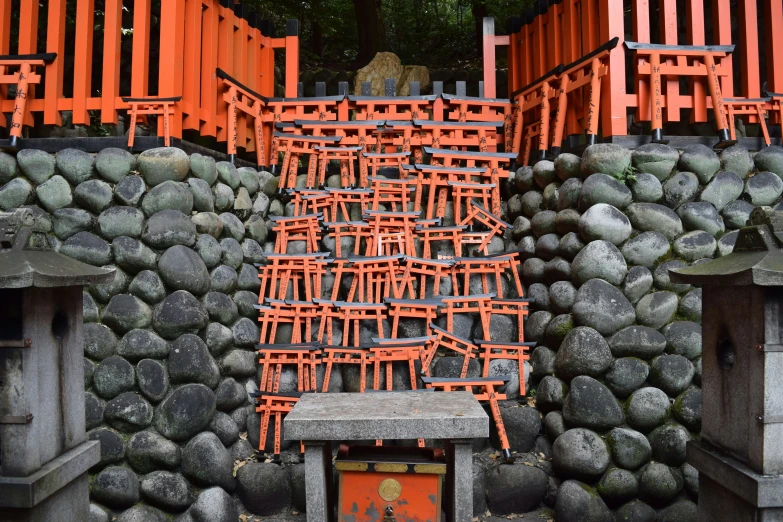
[625, 41, 736, 148]
[0, 53, 56, 147]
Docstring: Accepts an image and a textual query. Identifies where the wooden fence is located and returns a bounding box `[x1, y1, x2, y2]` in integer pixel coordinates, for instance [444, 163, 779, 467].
[0, 0, 299, 154]
[494, 0, 783, 143]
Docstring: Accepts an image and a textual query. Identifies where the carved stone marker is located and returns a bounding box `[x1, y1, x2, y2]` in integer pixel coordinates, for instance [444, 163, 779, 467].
[671, 207, 783, 521]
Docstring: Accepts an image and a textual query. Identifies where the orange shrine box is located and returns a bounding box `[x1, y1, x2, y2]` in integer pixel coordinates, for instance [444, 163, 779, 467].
[335, 444, 446, 522]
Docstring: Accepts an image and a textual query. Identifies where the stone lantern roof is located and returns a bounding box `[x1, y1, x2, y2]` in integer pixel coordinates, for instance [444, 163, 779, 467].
[670, 207, 783, 286]
[0, 209, 114, 289]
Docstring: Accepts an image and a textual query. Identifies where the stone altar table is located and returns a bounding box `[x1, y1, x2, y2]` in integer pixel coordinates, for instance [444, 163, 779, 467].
[284, 391, 488, 522]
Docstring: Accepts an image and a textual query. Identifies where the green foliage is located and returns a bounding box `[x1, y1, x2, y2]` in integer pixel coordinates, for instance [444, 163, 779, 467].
[241, 0, 535, 68]
[611, 164, 638, 184]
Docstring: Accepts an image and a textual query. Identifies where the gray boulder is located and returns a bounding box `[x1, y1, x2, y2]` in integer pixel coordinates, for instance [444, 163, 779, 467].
[718, 230, 739, 256]
[188, 178, 215, 212]
[635, 291, 678, 329]
[662, 172, 699, 209]
[626, 203, 683, 240]
[84, 323, 118, 360]
[181, 432, 235, 492]
[607, 427, 652, 470]
[114, 175, 145, 206]
[127, 430, 181, 474]
[129, 270, 167, 303]
[152, 290, 209, 339]
[103, 392, 153, 432]
[555, 480, 613, 522]
[189, 487, 238, 522]
[621, 231, 670, 268]
[553, 428, 611, 480]
[700, 171, 743, 211]
[722, 200, 755, 229]
[158, 245, 211, 295]
[745, 171, 783, 205]
[623, 266, 654, 305]
[142, 210, 197, 249]
[113, 237, 158, 274]
[555, 326, 613, 381]
[578, 173, 633, 210]
[753, 145, 783, 177]
[95, 147, 136, 183]
[53, 208, 93, 240]
[581, 144, 632, 179]
[720, 144, 753, 179]
[572, 279, 635, 335]
[138, 147, 190, 186]
[562, 376, 624, 430]
[604, 357, 649, 399]
[597, 468, 638, 504]
[673, 230, 717, 261]
[627, 172, 663, 202]
[140, 471, 194, 511]
[61, 231, 112, 266]
[572, 240, 627, 286]
[649, 422, 690, 466]
[632, 143, 678, 180]
[609, 325, 666, 359]
[142, 180, 194, 216]
[35, 175, 72, 211]
[626, 387, 670, 431]
[102, 294, 152, 333]
[555, 153, 582, 180]
[190, 153, 218, 185]
[649, 354, 695, 396]
[236, 462, 291, 515]
[0, 178, 33, 210]
[678, 144, 720, 183]
[93, 356, 135, 399]
[18, 149, 56, 183]
[154, 383, 216, 441]
[485, 464, 548, 515]
[673, 387, 702, 432]
[73, 179, 113, 214]
[638, 462, 683, 505]
[678, 201, 724, 236]
[91, 466, 139, 509]
[136, 359, 169, 403]
[169, 334, 220, 388]
[662, 321, 702, 360]
[54, 148, 94, 184]
[578, 203, 632, 245]
[97, 206, 145, 239]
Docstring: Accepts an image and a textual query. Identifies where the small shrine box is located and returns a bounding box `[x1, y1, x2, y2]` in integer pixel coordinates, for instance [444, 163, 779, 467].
[335, 444, 446, 522]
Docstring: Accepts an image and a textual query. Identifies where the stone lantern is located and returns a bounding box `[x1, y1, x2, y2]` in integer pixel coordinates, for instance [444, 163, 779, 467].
[0, 209, 114, 521]
[669, 207, 783, 521]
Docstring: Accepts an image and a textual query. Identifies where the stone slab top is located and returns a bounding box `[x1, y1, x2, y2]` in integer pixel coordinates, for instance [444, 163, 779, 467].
[283, 391, 488, 441]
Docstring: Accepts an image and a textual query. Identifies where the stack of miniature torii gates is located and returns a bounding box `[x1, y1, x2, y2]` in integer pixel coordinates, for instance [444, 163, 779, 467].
[252, 96, 535, 464]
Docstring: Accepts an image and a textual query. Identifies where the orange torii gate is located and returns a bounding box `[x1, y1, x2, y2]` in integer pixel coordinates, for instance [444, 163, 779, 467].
[423, 148, 515, 217]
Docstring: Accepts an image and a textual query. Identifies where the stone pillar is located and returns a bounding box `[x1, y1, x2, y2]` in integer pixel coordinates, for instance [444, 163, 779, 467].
[670, 208, 783, 522]
[0, 209, 114, 521]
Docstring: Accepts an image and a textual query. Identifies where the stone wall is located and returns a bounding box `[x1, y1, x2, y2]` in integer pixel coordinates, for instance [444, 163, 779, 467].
[0, 141, 779, 520]
[506, 142, 782, 522]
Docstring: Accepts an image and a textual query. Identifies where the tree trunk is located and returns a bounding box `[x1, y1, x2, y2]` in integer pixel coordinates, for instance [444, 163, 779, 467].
[471, 0, 488, 57]
[354, 0, 387, 64]
[311, 0, 324, 56]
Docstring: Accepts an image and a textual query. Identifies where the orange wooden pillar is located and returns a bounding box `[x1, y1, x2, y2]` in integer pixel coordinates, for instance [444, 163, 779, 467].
[765, 0, 783, 94]
[598, 0, 627, 139]
[44, 0, 66, 126]
[285, 20, 300, 98]
[159, 0, 186, 139]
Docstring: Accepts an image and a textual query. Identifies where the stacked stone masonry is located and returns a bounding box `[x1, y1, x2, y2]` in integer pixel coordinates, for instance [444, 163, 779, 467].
[2, 141, 777, 520]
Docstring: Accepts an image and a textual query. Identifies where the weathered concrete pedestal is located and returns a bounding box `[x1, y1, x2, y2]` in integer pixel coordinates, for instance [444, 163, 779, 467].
[284, 391, 488, 522]
[0, 209, 114, 521]
[671, 208, 783, 522]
